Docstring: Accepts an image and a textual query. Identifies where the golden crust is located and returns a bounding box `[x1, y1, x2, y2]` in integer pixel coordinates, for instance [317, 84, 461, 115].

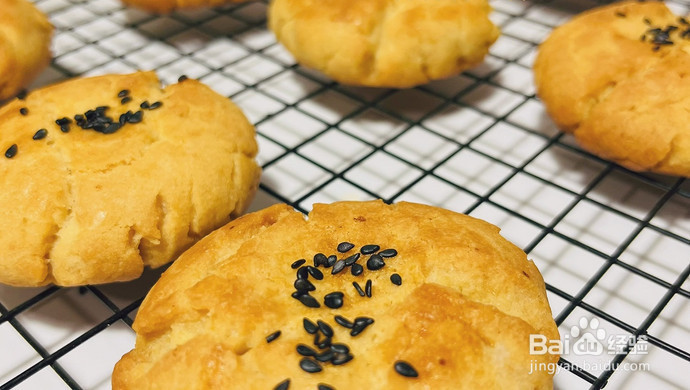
[0, 71, 261, 286]
[534, 0, 690, 176]
[268, 0, 500, 88]
[113, 200, 559, 389]
[120, 0, 250, 14]
[0, 0, 53, 101]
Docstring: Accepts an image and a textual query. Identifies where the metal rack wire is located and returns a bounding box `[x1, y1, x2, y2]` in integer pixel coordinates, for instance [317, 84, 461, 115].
[1, 0, 689, 388]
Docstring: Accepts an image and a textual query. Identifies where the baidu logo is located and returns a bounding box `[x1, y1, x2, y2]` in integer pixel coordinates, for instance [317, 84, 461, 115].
[570, 317, 606, 356]
[530, 316, 648, 356]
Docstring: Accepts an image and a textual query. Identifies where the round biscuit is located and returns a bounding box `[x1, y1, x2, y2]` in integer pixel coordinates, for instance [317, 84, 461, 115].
[0, 71, 261, 286]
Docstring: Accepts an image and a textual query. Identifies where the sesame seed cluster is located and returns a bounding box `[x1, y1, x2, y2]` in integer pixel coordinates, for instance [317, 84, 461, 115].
[4, 84, 169, 160]
[267, 241, 412, 389]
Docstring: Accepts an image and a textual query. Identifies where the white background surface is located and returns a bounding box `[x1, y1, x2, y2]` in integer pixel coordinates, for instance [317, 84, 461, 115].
[1, 0, 689, 389]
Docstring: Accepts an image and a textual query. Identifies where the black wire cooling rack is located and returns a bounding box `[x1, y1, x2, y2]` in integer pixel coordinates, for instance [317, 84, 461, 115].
[1, 0, 689, 389]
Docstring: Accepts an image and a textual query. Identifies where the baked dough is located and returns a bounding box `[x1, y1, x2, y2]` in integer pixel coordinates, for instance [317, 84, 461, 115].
[0, 71, 261, 286]
[113, 200, 559, 389]
[268, 0, 500, 88]
[0, 0, 53, 101]
[121, 0, 250, 14]
[534, 0, 690, 176]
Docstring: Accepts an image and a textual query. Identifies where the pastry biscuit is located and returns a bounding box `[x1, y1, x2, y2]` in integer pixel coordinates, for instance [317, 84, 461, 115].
[0, 71, 261, 286]
[534, 0, 690, 176]
[268, 0, 500, 88]
[113, 200, 559, 389]
[121, 0, 250, 14]
[0, 0, 53, 101]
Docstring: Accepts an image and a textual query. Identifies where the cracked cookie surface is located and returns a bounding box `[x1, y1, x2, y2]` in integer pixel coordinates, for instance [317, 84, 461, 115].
[0, 71, 261, 286]
[113, 200, 559, 390]
[268, 0, 499, 88]
[534, 0, 690, 176]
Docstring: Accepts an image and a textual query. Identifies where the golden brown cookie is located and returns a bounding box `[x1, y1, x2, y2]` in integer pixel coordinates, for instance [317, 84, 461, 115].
[268, 0, 500, 88]
[0, 0, 53, 101]
[0, 71, 261, 287]
[113, 200, 559, 390]
[534, 0, 690, 176]
[121, 0, 250, 14]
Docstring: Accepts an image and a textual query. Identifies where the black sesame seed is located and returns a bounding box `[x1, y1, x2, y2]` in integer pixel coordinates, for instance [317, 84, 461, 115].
[118, 89, 130, 98]
[291, 259, 306, 269]
[296, 294, 320, 308]
[266, 330, 281, 343]
[379, 248, 397, 258]
[331, 260, 346, 275]
[318, 341, 332, 351]
[351, 263, 364, 276]
[350, 317, 374, 336]
[119, 111, 131, 125]
[343, 253, 360, 266]
[317, 320, 334, 338]
[316, 335, 332, 350]
[291, 291, 303, 299]
[274, 379, 290, 390]
[354, 316, 374, 327]
[273, 379, 290, 390]
[332, 354, 353, 366]
[121, 96, 132, 104]
[366, 254, 385, 271]
[140, 101, 150, 109]
[317, 384, 335, 390]
[334, 315, 354, 329]
[19, 107, 28, 115]
[390, 273, 402, 286]
[361, 244, 380, 254]
[315, 350, 334, 362]
[5, 144, 17, 159]
[55, 117, 71, 126]
[326, 255, 337, 267]
[32, 129, 47, 140]
[324, 292, 344, 309]
[350, 323, 372, 337]
[352, 281, 365, 297]
[56, 117, 72, 133]
[178, 75, 188, 82]
[314, 253, 327, 267]
[394, 361, 418, 378]
[128, 110, 143, 123]
[149, 101, 162, 110]
[307, 266, 324, 280]
[299, 358, 322, 373]
[297, 266, 310, 280]
[303, 318, 318, 334]
[16, 90, 27, 100]
[330, 343, 350, 354]
[294, 278, 316, 292]
[102, 122, 121, 134]
[365, 279, 372, 298]
[297, 344, 317, 357]
[337, 242, 355, 253]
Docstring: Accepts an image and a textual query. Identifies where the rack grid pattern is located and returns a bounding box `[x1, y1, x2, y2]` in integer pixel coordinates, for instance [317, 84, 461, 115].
[1, 0, 689, 389]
